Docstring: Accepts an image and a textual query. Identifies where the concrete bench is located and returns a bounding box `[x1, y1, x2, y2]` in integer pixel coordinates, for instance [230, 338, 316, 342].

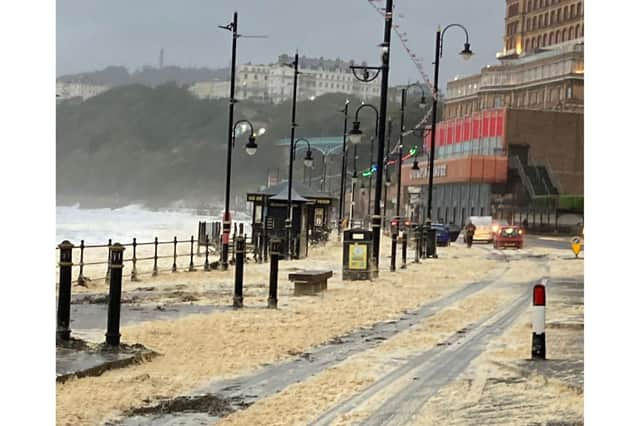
[288, 270, 333, 296]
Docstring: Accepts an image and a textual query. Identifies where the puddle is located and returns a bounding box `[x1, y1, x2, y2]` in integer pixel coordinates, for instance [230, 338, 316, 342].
[125, 394, 250, 417]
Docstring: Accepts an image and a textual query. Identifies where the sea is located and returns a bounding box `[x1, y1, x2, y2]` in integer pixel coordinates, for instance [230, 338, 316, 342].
[56, 204, 252, 245]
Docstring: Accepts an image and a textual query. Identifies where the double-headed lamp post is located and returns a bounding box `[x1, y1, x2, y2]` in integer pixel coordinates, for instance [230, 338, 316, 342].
[426, 24, 473, 228]
[349, 0, 394, 276]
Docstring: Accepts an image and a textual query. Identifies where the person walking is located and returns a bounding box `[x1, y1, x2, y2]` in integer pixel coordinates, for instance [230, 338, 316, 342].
[464, 222, 476, 248]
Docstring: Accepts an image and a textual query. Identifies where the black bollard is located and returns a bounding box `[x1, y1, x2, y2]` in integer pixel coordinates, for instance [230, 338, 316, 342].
[77, 239, 86, 286]
[172, 236, 178, 272]
[390, 232, 397, 272]
[204, 235, 210, 271]
[189, 235, 195, 271]
[268, 238, 280, 309]
[233, 236, 245, 308]
[105, 243, 125, 346]
[401, 232, 407, 269]
[222, 220, 231, 271]
[57, 240, 74, 341]
[414, 231, 420, 264]
[152, 236, 158, 276]
[131, 237, 139, 281]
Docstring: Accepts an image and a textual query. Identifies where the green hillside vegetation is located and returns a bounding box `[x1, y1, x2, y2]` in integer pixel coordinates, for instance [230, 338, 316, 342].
[56, 83, 431, 208]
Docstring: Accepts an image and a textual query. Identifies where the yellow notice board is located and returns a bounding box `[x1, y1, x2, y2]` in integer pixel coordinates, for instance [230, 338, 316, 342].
[349, 243, 368, 270]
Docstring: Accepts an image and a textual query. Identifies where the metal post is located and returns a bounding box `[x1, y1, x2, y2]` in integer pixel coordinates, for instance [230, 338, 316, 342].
[338, 100, 349, 235]
[414, 229, 420, 263]
[222, 12, 239, 271]
[76, 239, 86, 286]
[105, 243, 125, 346]
[233, 236, 245, 308]
[131, 237, 139, 281]
[427, 29, 441, 221]
[204, 235, 210, 271]
[105, 238, 112, 283]
[268, 238, 280, 309]
[286, 52, 300, 260]
[371, 0, 394, 276]
[390, 232, 397, 272]
[382, 119, 392, 231]
[189, 236, 195, 271]
[349, 146, 358, 229]
[152, 236, 158, 276]
[397, 88, 406, 221]
[368, 136, 374, 217]
[56, 240, 73, 341]
[172, 236, 177, 272]
[401, 232, 407, 269]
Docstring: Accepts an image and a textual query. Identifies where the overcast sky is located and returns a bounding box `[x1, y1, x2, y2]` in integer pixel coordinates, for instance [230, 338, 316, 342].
[57, 0, 504, 86]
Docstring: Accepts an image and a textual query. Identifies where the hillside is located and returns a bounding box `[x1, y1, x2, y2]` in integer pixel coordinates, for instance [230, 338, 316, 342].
[57, 65, 230, 88]
[56, 83, 430, 208]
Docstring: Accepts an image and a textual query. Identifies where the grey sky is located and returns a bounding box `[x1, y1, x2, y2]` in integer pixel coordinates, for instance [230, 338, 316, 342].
[56, 0, 505, 86]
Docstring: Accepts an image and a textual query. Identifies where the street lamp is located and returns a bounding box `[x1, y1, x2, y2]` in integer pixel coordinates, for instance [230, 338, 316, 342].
[292, 138, 314, 168]
[348, 146, 359, 229]
[348, 103, 379, 220]
[219, 11, 242, 270]
[425, 23, 473, 256]
[348, 0, 394, 276]
[285, 52, 301, 259]
[338, 99, 349, 235]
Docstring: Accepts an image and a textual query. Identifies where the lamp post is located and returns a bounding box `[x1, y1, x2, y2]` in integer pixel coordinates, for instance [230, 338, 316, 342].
[285, 52, 301, 259]
[395, 83, 427, 229]
[348, 102, 379, 223]
[218, 12, 240, 270]
[349, 0, 393, 276]
[426, 24, 473, 221]
[382, 119, 392, 231]
[338, 100, 349, 235]
[348, 145, 359, 228]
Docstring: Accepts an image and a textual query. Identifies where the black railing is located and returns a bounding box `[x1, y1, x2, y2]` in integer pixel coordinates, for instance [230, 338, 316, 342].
[55, 229, 255, 286]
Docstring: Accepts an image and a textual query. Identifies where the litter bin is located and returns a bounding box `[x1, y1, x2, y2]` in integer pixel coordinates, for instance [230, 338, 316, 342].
[424, 220, 438, 258]
[343, 228, 373, 280]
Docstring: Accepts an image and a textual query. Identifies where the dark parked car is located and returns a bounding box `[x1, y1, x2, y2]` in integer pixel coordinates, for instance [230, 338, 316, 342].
[432, 223, 451, 246]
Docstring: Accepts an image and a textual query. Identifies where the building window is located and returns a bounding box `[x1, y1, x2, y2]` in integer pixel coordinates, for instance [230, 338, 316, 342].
[569, 27, 574, 40]
[561, 28, 566, 41]
[534, 0, 538, 9]
[570, 4, 575, 18]
[527, 0, 532, 12]
[537, 35, 542, 47]
[577, 2, 582, 16]
[525, 38, 530, 51]
[550, 10, 555, 24]
[567, 86, 573, 99]
[544, 13, 548, 27]
[533, 16, 537, 30]
[576, 24, 581, 38]
[563, 6, 568, 20]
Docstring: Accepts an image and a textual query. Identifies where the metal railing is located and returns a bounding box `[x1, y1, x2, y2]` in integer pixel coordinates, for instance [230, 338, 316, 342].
[55, 230, 255, 286]
[508, 155, 537, 199]
[531, 159, 564, 194]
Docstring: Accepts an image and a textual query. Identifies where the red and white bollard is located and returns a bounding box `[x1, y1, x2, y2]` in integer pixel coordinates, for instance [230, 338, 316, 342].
[531, 279, 547, 360]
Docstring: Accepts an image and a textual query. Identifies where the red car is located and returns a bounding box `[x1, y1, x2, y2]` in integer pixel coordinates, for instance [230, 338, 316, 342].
[493, 225, 524, 249]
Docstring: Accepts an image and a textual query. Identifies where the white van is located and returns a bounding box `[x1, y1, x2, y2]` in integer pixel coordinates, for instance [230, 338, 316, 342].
[465, 216, 495, 243]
